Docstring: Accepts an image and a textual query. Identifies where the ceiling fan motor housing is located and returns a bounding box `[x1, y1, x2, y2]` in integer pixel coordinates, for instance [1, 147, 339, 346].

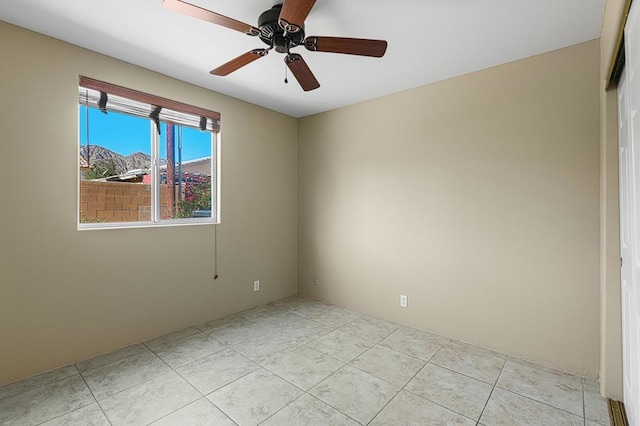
[258, 4, 305, 53]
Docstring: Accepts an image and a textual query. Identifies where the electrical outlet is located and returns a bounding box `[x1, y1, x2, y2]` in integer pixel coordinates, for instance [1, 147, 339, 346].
[400, 294, 408, 308]
[313, 276, 319, 286]
[254, 280, 260, 291]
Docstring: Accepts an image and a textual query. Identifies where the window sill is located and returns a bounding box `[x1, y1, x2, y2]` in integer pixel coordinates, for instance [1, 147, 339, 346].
[78, 217, 218, 231]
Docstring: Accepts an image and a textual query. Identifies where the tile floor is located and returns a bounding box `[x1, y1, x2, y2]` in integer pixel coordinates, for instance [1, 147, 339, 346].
[0, 295, 611, 425]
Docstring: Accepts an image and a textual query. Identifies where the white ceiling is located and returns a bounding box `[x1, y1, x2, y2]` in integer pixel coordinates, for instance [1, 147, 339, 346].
[0, 0, 605, 117]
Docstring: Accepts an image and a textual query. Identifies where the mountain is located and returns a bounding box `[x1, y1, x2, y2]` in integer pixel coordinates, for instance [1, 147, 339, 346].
[80, 145, 153, 174]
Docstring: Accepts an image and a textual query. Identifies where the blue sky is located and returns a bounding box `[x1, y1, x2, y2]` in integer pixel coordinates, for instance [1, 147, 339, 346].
[79, 106, 212, 161]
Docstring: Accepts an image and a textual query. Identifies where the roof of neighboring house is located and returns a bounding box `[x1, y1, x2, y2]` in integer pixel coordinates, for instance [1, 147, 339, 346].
[86, 169, 149, 183]
[159, 157, 211, 170]
[104, 172, 147, 183]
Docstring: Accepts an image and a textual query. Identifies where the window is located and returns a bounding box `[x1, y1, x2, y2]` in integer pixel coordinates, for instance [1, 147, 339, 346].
[78, 77, 219, 228]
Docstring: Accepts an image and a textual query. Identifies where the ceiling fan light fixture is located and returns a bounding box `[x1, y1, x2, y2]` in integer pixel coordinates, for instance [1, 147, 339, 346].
[273, 35, 289, 54]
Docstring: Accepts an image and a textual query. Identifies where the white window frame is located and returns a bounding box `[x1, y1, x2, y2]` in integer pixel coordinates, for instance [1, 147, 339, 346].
[77, 80, 220, 230]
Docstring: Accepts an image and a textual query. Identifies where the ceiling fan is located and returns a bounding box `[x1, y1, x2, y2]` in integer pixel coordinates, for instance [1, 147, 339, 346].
[163, 0, 388, 91]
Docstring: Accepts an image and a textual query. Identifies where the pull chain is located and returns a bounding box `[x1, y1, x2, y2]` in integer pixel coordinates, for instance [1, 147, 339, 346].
[284, 63, 288, 84]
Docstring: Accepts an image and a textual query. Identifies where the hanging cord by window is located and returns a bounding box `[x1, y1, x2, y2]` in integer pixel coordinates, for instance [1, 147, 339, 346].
[149, 105, 162, 135]
[98, 91, 108, 114]
[214, 225, 218, 279]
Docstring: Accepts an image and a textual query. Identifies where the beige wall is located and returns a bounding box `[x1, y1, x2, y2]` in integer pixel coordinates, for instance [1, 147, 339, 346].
[0, 21, 298, 385]
[298, 40, 601, 377]
[598, 0, 626, 400]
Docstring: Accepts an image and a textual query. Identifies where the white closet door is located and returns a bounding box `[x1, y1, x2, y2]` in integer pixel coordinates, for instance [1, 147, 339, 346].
[619, 1, 640, 424]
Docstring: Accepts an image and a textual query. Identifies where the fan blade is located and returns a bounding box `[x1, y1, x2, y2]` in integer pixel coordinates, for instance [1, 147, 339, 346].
[163, 0, 260, 36]
[278, 0, 317, 33]
[304, 36, 387, 58]
[211, 49, 268, 76]
[285, 54, 320, 91]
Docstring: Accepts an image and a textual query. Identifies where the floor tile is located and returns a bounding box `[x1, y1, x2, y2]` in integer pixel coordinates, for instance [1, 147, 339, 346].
[350, 345, 425, 387]
[144, 326, 201, 350]
[207, 368, 303, 426]
[233, 317, 328, 365]
[240, 304, 291, 321]
[261, 394, 360, 426]
[203, 319, 268, 346]
[479, 387, 583, 426]
[0, 375, 94, 426]
[583, 378, 600, 388]
[99, 371, 201, 425]
[283, 297, 334, 318]
[232, 334, 304, 365]
[239, 303, 280, 317]
[307, 330, 374, 362]
[151, 398, 236, 425]
[339, 315, 400, 343]
[197, 314, 246, 335]
[496, 357, 583, 416]
[81, 350, 171, 400]
[309, 365, 399, 425]
[150, 332, 226, 368]
[268, 294, 305, 307]
[264, 346, 345, 390]
[176, 348, 259, 395]
[267, 317, 332, 345]
[248, 309, 304, 327]
[0, 364, 78, 401]
[370, 390, 476, 426]
[430, 339, 506, 384]
[40, 402, 110, 426]
[583, 379, 610, 425]
[283, 319, 329, 336]
[76, 343, 149, 373]
[380, 326, 448, 361]
[268, 297, 309, 310]
[586, 420, 606, 426]
[307, 305, 362, 328]
[406, 363, 493, 420]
